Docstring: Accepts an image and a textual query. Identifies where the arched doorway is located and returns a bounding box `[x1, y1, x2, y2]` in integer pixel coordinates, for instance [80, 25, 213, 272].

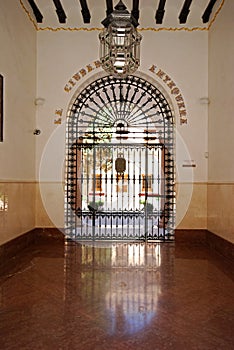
[65, 74, 175, 241]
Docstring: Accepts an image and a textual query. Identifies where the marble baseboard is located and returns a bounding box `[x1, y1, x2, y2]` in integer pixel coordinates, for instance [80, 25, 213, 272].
[175, 229, 234, 265]
[0, 228, 233, 274]
[0, 229, 37, 273]
[206, 230, 234, 264]
[175, 229, 207, 244]
[0, 228, 64, 275]
[35, 227, 65, 241]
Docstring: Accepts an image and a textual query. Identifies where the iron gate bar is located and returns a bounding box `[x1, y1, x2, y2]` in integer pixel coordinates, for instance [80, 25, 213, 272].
[72, 143, 173, 241]
[65, 75, 175, 242]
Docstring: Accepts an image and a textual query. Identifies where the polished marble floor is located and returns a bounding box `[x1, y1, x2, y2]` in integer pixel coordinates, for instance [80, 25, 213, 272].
[0, 237, 233, 350]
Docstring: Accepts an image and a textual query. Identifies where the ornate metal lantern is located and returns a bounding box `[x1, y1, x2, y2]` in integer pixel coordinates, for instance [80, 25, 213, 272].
[99, 0, 142, 79]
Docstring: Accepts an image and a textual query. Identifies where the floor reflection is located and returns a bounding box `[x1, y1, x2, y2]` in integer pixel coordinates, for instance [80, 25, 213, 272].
[1, 238, 233, 349]
[68, 241, 163, 268]
[65, 242, 174, 336]
[105, 269, 160, 335]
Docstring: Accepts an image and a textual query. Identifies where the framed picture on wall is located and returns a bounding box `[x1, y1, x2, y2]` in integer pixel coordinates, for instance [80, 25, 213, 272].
[0, 74, 3, 142]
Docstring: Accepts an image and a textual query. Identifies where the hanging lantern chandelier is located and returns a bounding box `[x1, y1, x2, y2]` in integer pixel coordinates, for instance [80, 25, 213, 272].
[99, 0, 142, 79]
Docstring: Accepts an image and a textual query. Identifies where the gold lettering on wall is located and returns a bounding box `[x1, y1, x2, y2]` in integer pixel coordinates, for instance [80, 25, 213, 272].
[54, 108, 63, 124]
[73, 73, 81, 81]
[53, 61, 102, 127]
[180, 117, 188, 124]
[177, 102, 185, 109]
[156, 69, 165, 79]
[94, 60, 101, 68]
[149, 65, 157, 73]
[64, 84, 72, 92]
[175, 94, 184, 102]
[68, 79, 76, 86]
[86, 64, 93, 72]
[171, 87, 180, 95]
[55, 109, 63, 116]
[79, 69, 86, 77]
[167, 81, 176, 90]
[163, 75, 171, 84]
[61, 61, 188, 127]
[64, 60, 102, 93]
[149, 64, 188, 125]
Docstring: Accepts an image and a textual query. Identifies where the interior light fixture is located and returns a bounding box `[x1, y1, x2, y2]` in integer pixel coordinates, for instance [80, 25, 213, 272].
[99, 0, 142, 79]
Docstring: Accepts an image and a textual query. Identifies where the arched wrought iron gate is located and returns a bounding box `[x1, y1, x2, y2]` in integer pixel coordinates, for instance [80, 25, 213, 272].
[65, 75, 175, 241]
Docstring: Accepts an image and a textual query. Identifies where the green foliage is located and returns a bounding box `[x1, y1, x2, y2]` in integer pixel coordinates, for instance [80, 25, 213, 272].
[145, 203, 154, 212]
[88, 200, 104, 210]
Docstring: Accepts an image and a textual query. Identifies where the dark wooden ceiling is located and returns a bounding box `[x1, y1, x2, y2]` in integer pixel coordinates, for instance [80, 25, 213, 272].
[26, 0, 220, 27]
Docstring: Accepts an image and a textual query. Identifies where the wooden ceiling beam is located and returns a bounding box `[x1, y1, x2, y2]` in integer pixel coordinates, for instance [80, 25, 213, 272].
[202, 0, 217, 23]
[105, 0, 113, 17]
[27, 0, 43, 23]
[131, 0, 140, 23]
[155, 0, 166, 24]
[79, 0, 91, 24]
[52, 0, 67, 23]
[179, 0, 193, 24]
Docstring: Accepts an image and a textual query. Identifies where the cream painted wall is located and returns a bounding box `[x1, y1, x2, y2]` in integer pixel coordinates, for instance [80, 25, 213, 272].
[208, 0, 234, 243]
[1, 2, 232, 244]
[208, 0, 234, 181]
[0, 1, 37, 244]
[35, 29, 208, 229]
[36, 30, 208, 182]
[0, 1, 37, 180]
